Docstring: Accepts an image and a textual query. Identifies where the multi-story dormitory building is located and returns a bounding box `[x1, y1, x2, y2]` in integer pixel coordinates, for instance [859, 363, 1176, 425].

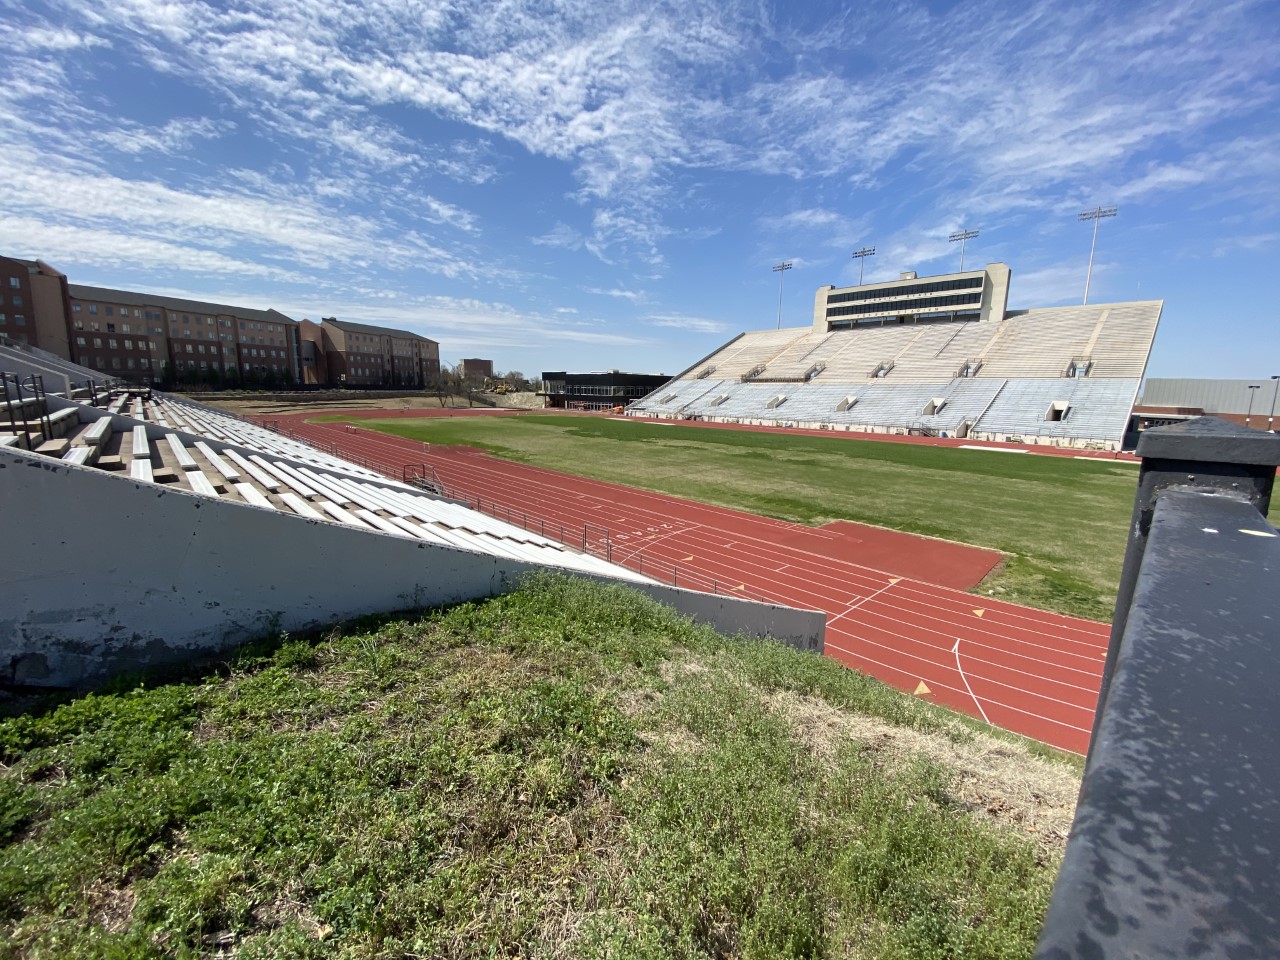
[1, 254, 441, 389]
[0, 257, 75, 359]
[299, 318, 440, 388]
[67, 284, 303, 385]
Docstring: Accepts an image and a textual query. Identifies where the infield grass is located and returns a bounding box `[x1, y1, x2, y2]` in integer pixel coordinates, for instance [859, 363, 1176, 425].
[317, 413, 1142, 620]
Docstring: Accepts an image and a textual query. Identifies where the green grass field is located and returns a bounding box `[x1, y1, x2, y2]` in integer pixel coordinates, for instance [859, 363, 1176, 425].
[1, 576, 1076, 958]
[320, 413, 1145, 621]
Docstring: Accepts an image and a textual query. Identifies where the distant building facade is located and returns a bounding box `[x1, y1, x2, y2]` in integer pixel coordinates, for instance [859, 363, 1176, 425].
[539, 370, 671, 409]
[0, 257, 74, 358]
[459, 358, 495, 381]
[67, 285, 301, 385]
[300, 318, 439, 388]
[1135, 378, 1280, 433]
[0, 253, 446, 391]
[812, 262, 1012, 332]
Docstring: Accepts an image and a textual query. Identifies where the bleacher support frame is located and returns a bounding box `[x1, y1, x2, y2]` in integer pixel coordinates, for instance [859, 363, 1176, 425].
[1035, 417, 1280, 958]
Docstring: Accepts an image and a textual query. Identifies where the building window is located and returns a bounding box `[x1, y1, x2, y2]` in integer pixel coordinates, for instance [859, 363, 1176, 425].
[122, 323, 131, 333]
[141, 358, 150, 368]
[107, 323, 116, 333]
[111, 358, 121, 369]
[89, 304, 98, 314]
[14, 315, 24, 326]
[127, 358, 136, 369]
[105, 305, 114, 316]
[108, 338, 117, 348]
[73, 303, 81, 313]
[93, 337, 102, 348]
[6, 277, 18, 288]
[76, 336, 86, 346]
[124, 340, 133, 350]
[185, 344, 193, 353]
[12, 296, 22, 307]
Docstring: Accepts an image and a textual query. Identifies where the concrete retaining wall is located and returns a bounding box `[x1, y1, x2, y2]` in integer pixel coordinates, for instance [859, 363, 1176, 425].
[1, 446, 824, 689]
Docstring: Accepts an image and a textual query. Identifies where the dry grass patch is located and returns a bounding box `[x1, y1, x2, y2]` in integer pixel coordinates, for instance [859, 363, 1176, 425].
[766, 689, 1079, 851]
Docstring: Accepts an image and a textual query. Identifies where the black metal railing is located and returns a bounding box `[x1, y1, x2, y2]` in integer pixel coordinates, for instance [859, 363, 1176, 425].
[1, 371, 52, 448]
[1035, 417, 1280, 958]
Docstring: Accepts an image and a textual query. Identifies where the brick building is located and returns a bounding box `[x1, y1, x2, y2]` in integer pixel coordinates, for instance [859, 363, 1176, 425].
[67, 285, 301, 385]
[459, 358, 495, 381]
[299, 318, 440, 388]
[0, 257, 74, 358]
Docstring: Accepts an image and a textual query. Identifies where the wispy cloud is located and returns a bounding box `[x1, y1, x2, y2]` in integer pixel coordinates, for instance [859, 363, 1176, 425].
[586, 286, 646, 303]
[97, 117, 235, 156]
[646, 313, 729, 334]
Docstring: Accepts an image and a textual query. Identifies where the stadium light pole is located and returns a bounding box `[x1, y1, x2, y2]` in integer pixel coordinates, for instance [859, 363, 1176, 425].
[772, 261, 793, 329]
[948, 229, 979, 272]
[1245, 384, 1260, 427]
[1269, 376, 1279, 432]
[1079, 205, 1117, 305]
[851, 246, 875, 285]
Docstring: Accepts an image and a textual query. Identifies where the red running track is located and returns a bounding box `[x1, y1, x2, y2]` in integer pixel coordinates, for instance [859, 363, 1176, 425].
[277, 412, 1109, 755]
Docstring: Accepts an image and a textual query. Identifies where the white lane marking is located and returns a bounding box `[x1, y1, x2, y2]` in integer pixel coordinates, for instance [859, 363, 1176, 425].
[952, 638, 991, 725]
[828, 578, 901, 626]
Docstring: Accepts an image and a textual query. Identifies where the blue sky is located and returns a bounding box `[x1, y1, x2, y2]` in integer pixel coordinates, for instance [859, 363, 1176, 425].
[2, 0, 1277, 380]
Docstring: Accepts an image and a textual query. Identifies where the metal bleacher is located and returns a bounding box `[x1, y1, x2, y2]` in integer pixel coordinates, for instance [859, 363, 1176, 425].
[0, 367, 652, 584]
[629, 300, 1162, 449]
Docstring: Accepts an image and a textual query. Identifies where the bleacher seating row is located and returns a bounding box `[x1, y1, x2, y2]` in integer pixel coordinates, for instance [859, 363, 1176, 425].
[1, 358, 649, 583]
[634, 300, 1161, 448]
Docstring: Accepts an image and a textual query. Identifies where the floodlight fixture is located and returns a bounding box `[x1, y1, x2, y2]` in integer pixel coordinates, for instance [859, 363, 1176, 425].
[1079, 206, 1118, 304]
[948, 229, 979, 272]
[772, 261, 794, 329]
[851, 246, 876, 285]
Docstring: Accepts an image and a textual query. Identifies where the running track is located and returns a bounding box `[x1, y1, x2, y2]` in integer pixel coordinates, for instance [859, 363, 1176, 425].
[273, 410, 1109, 754]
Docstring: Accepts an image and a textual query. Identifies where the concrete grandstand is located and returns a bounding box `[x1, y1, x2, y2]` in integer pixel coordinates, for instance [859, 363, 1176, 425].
[629, 264, 1161, 450]
[2, 342, 821, 689]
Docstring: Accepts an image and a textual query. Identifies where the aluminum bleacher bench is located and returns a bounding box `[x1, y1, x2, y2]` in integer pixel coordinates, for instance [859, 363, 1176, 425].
[164, 434, 198, 471]
[185, 470, 220, 497]
[131, 425, 150, 460]
[233, 482, 275, 509]
[62, 446, 95, 466]
[130, 458, 154, 483]
[194, 442, 241, 483]
[46, 407, 81, 435]
[81, 417, 113, 447]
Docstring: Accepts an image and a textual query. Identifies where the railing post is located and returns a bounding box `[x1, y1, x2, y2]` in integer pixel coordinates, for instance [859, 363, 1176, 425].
[1094, 417, 1280, 743]
[1035, 416, 1280, 960]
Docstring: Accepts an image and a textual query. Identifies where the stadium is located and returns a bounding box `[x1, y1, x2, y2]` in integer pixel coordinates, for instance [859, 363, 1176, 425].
[3, 266, 1278, 958]
[3, 260, 1165, 751]
[629, 263, 1162, 451]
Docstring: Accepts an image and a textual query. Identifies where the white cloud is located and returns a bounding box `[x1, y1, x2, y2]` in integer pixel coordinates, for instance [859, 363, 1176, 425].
[646, 313, 729, 334]
[586, 286, 645, 303]
[97, 116, 235, 156]
[531, 223, 583, 249]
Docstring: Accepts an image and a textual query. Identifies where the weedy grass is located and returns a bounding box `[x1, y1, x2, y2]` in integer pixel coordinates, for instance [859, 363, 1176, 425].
[317, 414, 1145, 620]
[1, 575, 1073, 958]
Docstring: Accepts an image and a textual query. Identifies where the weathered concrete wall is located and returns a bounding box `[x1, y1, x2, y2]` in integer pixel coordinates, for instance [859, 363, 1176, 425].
[625, 582, 825, 654]
[1, 445, 824, 689]
[0, 352, 71, 395]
